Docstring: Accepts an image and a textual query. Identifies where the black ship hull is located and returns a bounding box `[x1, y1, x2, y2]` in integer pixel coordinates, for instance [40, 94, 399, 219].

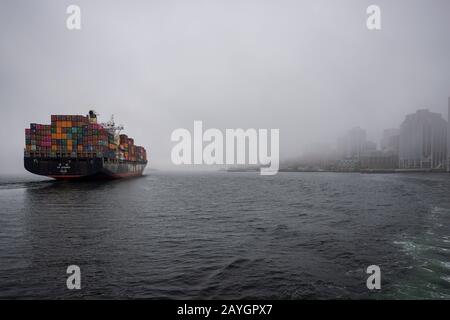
[24, 157, 147, 180]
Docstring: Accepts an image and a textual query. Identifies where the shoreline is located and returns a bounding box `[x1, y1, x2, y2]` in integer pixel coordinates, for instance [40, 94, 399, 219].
[226, 168, 450, 174]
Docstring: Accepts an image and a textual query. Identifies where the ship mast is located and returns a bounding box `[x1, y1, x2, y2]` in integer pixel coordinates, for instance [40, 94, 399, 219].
[101, 114, 124, 135]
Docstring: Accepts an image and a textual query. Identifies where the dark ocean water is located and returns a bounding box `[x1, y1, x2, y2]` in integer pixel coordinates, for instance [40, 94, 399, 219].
[0, 171, 449, 299]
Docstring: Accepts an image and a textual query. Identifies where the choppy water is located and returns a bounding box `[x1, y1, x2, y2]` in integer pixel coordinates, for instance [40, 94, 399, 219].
[0, 171, 449, 299]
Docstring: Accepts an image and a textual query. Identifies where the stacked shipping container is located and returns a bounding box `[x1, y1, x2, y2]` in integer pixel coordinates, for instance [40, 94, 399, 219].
[24, 114, 147, 162]
[25, 124, 52, 153]
[118, 134, 146, 162]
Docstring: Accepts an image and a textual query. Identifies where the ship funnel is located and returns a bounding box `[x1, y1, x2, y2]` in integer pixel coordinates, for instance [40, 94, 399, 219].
[88, 110, 98, 124]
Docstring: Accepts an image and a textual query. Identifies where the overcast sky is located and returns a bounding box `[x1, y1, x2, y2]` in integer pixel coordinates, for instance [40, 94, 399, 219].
[1, 0, 450, 173]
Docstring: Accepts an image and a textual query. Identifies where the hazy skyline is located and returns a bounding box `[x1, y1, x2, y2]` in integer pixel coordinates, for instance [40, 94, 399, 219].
[1, 0, 450, 173]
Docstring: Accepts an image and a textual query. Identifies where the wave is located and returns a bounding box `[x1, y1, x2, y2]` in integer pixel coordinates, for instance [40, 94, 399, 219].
[0, 180, 53, 191]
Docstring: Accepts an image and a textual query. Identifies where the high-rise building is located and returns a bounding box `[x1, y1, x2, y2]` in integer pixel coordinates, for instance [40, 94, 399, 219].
[380, 128, 400, 154]
[337, 127, 373, 160]
[448, 97, 450, 172]
[347, 127, 366, 159]
[399, 109, 448, 169]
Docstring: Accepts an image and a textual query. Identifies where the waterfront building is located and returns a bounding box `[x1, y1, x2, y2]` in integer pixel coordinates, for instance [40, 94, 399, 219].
[448, 98, 450, 172]
[360, 150, 399, 170]
[380, 128, 400, 154]
[399, 109, 447, 169]
[337, 127, 376, 160]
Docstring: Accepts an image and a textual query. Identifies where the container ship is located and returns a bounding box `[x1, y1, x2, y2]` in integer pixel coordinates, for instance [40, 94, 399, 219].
[24, 110, 147, 180]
